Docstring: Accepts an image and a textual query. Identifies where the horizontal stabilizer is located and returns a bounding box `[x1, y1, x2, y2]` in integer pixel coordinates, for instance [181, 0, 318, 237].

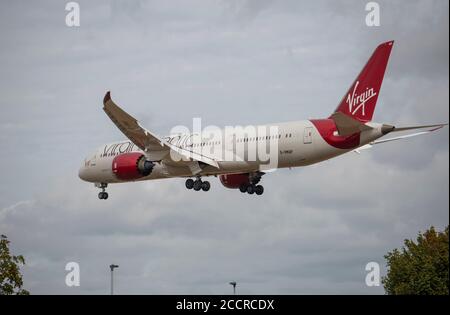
[353, 124, 446, 153]
[330, 112, 373, 136]
[392, 124, 448, 132]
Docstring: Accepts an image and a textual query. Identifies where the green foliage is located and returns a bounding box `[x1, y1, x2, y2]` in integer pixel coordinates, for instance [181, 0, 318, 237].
[383, 226, 449, 295]
[0, 235, 29, 295]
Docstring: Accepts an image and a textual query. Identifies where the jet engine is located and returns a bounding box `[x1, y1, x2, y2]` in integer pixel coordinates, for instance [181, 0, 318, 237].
[112, 153, 155, 181]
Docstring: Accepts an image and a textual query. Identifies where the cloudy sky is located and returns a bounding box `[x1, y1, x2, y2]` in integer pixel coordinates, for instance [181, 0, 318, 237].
[0, 0, 448, 294]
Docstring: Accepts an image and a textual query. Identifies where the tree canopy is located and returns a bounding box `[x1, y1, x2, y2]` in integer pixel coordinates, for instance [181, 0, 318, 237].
[0, 235, 29, 295]
[383, 226, 449, 295]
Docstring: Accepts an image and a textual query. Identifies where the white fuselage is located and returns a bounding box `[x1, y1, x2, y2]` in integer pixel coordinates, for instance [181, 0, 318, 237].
[78, 119, 386, 184]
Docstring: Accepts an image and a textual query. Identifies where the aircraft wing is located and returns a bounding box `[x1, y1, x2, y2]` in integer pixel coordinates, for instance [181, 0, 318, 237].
[103, 91, 219, 168]
[103, 91, 166, 151]
[354, 124, 447, 153]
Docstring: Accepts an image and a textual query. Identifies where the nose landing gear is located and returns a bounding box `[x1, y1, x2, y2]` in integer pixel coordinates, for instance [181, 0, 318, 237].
[95, 183, 109, 200]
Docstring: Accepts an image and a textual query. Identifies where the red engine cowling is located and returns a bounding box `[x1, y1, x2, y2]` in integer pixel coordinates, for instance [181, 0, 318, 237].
[219, 173, 250, 189]
[112, 153, 155, 181]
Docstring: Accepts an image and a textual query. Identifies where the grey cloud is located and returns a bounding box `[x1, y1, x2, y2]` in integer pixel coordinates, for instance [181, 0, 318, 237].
[0, 0, 448, 294]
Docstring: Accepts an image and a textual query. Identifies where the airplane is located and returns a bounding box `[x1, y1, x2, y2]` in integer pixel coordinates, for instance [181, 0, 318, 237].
[79, 41, 447, 199]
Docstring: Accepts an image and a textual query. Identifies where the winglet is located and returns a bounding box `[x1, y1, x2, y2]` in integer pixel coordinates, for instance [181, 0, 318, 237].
[103, 91, 111, 105]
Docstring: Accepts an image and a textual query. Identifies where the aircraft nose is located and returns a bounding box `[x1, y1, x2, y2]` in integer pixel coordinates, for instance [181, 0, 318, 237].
[78, 165, 88, 181]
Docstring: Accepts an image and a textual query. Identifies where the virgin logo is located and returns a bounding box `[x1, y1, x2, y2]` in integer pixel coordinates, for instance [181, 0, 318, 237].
[346, 81, 377, 116]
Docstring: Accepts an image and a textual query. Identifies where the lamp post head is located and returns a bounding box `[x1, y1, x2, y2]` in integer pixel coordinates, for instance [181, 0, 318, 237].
[110, 264, 119, 271]
[229, 281, 236, 287]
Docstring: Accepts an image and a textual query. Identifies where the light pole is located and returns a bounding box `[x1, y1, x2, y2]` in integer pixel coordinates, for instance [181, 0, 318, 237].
[229, 281, 237, 295]
[110, 264, 119, 295]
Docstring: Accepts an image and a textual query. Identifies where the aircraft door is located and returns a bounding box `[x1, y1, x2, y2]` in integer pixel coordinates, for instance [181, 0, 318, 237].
[303, 127, 313, 144]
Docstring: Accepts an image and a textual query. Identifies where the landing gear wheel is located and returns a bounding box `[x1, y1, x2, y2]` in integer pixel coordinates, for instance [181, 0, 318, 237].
[201, 181, 210, 191]
[96, 183, 109, 200]
[98, 192, 108, 200]
[255, 185, 264, 195]
[247, 185, 255, 194]
[185, 178, 194, 189]
[239, 184, 248, 193]
[193, 180, 202, 191]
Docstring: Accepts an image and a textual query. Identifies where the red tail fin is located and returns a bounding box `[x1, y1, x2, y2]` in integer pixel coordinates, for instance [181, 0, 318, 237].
[333, 41, 394, 123]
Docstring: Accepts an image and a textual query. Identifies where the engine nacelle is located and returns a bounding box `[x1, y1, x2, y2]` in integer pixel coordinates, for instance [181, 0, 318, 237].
[219, 173, 250, 189]
[112, 153, 155, 181]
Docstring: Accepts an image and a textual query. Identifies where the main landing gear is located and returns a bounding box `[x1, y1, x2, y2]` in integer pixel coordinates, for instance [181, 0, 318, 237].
[239, 172, 264, 195]
[96, 183, 108, 200]
[239, 183, 264, 195]
[185, 178, 210, 192]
